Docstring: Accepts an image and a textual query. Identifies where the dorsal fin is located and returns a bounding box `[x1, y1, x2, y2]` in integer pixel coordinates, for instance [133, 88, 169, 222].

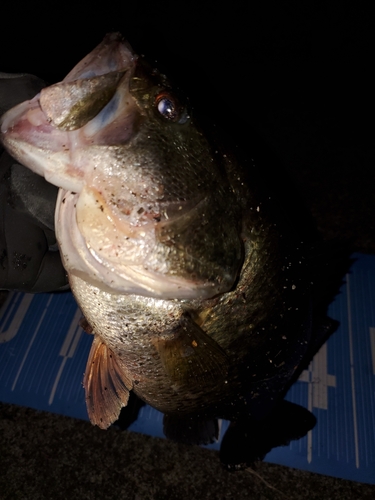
[83, 335, 133, 429]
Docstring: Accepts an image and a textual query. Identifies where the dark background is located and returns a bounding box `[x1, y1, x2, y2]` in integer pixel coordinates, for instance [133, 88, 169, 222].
[1, 2, 374, 498]
[3, 1, 372, 250]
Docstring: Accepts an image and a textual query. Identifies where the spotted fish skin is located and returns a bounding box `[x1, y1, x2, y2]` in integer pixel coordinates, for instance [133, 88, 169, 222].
[1, 33, 321, 429]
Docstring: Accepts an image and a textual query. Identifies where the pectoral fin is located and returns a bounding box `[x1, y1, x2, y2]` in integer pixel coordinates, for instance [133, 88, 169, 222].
[154, 315, 229, 389]
[83, 335, 133, 429]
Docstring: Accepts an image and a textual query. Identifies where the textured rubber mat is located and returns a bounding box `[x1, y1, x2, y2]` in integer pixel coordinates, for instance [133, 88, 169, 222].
[0, 254, 374, 483]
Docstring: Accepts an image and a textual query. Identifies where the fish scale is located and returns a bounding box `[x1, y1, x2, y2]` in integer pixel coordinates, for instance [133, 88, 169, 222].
[0, 34, 339, 457]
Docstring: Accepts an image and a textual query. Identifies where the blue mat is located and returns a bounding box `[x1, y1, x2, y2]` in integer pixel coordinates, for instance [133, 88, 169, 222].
[1, 254, 374, 484]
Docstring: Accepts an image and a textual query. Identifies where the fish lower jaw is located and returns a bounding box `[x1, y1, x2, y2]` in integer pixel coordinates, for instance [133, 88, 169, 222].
[57, 191, 226, 300]
[69, 262, 222, 300]
[1, 137, 83, 192]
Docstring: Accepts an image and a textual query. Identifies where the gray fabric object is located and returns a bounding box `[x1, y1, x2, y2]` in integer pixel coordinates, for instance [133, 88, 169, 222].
[0, 73, 68, 291]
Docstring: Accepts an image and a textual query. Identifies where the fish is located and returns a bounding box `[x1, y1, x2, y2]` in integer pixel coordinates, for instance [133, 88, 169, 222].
[0, 33, 346, 467]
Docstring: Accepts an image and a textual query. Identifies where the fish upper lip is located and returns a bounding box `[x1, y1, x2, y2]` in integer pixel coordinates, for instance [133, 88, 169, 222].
[1, 99, 32, 135]
[1, 33, 136, 140]
[62, 33, 135, 83]
[0, 93, 46, 135]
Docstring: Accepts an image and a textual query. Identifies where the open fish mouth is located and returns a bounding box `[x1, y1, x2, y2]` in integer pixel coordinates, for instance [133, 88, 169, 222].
[0, 33, 244, 301]
[0, 33, 137, 193]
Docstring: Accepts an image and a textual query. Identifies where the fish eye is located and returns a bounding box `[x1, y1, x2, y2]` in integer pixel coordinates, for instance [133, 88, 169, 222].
[155, 92, 189, 124]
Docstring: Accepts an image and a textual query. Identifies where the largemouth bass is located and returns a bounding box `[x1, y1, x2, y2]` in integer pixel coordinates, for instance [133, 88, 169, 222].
[0, 34, 342, 465]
